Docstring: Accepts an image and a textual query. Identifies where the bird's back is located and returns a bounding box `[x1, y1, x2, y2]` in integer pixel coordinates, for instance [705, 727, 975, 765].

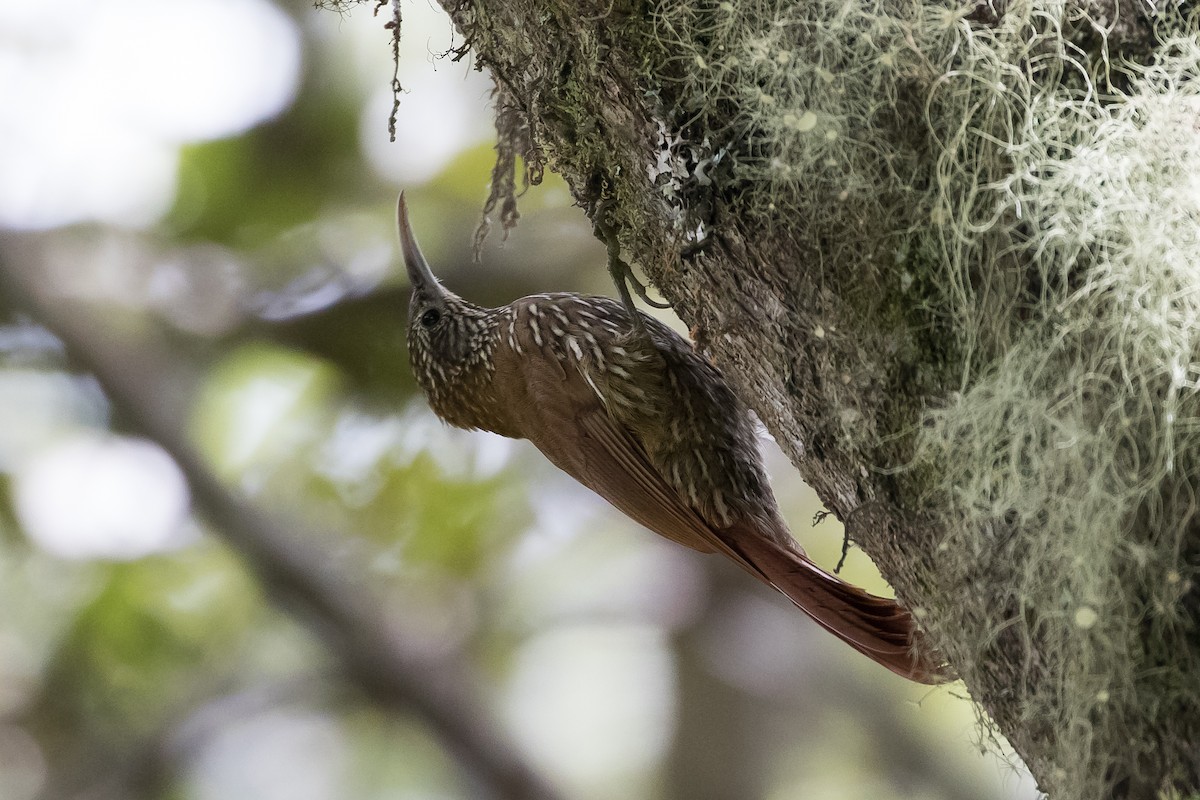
[502, 293, 788, 538]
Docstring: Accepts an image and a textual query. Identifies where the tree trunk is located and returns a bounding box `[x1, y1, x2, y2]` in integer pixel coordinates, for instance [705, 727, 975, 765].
[385, 1, 1200, 797]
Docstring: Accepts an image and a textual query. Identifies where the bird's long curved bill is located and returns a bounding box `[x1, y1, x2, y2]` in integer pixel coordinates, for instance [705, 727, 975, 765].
[396, 192, 442, 295]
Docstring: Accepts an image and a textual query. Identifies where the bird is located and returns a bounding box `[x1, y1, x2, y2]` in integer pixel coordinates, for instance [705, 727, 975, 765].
[397, 193, 947, 683]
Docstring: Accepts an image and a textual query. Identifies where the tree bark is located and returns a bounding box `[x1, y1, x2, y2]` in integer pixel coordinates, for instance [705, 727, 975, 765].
[386, 1, 1199, 798]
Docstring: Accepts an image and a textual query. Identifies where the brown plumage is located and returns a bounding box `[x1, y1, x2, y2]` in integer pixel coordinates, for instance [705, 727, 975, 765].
[399, 194, 947, 684]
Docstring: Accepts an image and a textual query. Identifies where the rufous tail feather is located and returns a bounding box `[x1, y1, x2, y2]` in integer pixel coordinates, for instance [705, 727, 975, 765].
[719, 524, 951, 684]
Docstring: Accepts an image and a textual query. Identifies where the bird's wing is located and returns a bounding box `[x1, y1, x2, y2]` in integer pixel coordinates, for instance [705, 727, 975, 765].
[573, 404, 721, 553]
[515, 348, 721, 553]
[514, 346, 949, 683]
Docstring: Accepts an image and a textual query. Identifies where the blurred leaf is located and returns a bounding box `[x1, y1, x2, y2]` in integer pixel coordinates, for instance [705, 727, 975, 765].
[344, 710, 464, 798]
[172, 136, 317, 247]
[191, 342, 343, 478]
[362, 452, 529, 576]
[34, 543, 261, 743]
[169, 87, 363, 247]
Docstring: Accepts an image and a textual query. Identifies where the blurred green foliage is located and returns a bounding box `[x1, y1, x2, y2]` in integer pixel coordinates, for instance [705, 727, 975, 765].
[170, 87, 364, 247]
[193, 343, 345, 477]
[41, 548, 259, 735]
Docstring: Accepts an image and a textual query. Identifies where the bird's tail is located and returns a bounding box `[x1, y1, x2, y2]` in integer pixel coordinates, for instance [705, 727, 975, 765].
[718, 524, 951, 684]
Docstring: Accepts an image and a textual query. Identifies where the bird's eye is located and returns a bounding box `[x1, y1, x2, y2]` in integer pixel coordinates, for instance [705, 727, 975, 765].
[420, 308, 441, 328]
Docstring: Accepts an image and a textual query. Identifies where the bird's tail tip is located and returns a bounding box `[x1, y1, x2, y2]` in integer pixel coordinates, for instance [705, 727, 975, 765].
[730, 530, 954, 684]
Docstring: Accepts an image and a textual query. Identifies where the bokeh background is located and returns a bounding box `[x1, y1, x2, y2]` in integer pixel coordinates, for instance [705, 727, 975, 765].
[0, 1, 1040, 798]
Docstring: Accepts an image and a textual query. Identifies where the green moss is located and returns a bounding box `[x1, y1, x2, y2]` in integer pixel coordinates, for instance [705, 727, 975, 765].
[636, 0, 1200, 795]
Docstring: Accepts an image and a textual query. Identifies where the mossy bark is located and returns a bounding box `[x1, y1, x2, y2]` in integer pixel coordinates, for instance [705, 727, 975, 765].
[418, 1, 1196, 798]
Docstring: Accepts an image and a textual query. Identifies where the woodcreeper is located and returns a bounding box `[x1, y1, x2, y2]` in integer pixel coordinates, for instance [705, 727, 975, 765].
[399, 194, 944, 683]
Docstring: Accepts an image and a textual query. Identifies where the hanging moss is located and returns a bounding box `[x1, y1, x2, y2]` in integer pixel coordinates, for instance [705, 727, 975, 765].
[634, 1, 1200, 795]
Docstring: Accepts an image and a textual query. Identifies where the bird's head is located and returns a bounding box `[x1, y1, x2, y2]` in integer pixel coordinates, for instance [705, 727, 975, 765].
[396, 193, 495, 395]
